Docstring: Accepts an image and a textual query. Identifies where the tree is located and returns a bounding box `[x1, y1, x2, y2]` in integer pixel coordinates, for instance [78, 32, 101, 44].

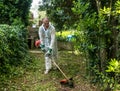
[39, 0, 77, 31]
[72, 0, 120, 90]
[0, 0, 32, 26]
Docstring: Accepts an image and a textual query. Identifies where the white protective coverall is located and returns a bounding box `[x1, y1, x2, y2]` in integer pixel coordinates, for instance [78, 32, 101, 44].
[39, 24, 58, 73]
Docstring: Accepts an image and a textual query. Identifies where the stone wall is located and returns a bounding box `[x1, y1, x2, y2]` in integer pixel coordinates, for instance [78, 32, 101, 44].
[57, 41, 74, 51]
[27, 26, 39, 49]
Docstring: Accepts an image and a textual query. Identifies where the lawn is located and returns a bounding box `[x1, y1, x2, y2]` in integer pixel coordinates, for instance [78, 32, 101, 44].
[0, 50, 98, 91]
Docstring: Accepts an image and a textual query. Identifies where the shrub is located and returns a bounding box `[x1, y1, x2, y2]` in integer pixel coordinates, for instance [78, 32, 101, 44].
[0, 24, 28, 74]
[56, 30, 76, 42]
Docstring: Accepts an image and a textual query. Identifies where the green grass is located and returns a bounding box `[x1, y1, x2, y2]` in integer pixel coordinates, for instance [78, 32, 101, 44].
[0, 51, 98, 91]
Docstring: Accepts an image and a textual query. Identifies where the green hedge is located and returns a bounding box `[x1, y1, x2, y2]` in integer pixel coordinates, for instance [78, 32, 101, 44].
[56, 30, 76, 42]
[0, 24, 28, 73]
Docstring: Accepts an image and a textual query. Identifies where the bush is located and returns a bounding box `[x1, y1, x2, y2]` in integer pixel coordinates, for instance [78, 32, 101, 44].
[0, 24, 28, 74]
[56, 30, 76, 42]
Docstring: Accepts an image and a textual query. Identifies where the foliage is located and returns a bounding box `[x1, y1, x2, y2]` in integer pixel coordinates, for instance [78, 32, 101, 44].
[0, 0, 32, 26]
[0, 24, 29, 74]
[93, 59, 120, 90]
[106, 59, 120, 90]
[72, 0, 120, 90]
[56, 30, 76, 42]
[39, 0, 77, 31]
[106, 59, 120, 73]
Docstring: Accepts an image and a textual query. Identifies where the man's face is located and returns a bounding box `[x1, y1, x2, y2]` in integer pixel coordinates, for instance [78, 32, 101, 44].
[43, 20, 49, 29]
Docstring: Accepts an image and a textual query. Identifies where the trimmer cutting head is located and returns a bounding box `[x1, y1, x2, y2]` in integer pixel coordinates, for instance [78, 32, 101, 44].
[60, 77, 74, 88]
[51, 60, 74, 88]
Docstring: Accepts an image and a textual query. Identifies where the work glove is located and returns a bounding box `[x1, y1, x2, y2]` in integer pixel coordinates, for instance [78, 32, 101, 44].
[40, 44, 46, 52]
[45, 48, 52, 57]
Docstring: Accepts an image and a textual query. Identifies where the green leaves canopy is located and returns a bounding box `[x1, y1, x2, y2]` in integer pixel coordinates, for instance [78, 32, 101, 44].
[39, 0, 77, 31]
[0, 0, 32, 26]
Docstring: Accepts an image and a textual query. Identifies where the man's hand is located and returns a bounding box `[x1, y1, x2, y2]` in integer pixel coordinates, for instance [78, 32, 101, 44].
[45, 48, 52, 57]
[40, 44, 46, 52]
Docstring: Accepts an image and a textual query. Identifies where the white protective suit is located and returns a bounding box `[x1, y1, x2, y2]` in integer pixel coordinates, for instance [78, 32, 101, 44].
[39, 24, 58, 73]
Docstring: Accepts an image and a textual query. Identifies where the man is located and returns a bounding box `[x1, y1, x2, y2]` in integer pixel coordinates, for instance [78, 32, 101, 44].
[38, 17, 58, 74]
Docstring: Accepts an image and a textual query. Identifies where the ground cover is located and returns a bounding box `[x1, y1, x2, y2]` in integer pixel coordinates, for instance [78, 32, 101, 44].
[0, 50, 98, 91]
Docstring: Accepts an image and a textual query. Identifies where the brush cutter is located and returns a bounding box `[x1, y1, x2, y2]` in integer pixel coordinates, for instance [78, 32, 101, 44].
[45, 50, 74, 88]
[51, 59, 74, 88]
